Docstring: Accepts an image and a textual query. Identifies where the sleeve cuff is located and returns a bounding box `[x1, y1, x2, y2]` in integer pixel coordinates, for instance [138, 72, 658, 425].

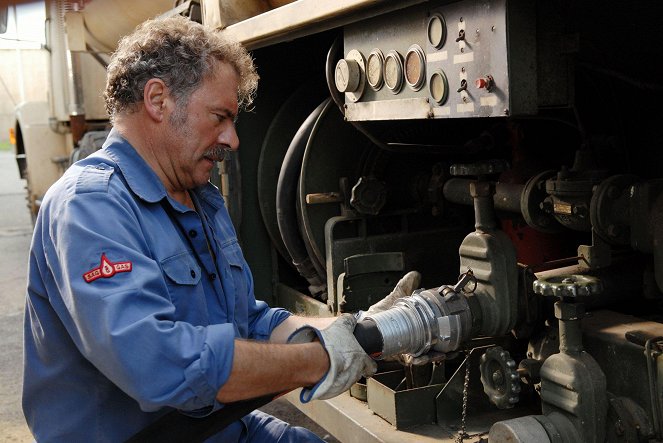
[182, 322, 236, 409]
[250, 306, 292, 341]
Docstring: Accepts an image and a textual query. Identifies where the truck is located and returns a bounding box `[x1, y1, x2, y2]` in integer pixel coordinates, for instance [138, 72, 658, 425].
[8, 0, 663, 441]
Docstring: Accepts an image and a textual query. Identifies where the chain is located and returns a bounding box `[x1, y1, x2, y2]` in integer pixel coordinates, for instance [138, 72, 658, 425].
[455, 351, 471, 443]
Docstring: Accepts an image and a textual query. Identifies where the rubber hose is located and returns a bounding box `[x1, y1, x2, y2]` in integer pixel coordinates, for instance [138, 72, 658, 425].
[276, 99, 330, 285]
[353, 319, 385, 356]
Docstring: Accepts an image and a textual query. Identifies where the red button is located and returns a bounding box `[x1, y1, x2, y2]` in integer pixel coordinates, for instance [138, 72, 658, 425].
[475, 78, 488, 89]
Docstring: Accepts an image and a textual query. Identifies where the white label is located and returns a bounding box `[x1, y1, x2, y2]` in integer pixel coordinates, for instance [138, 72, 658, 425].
[454, 52, 474, 64]
[427, 51, 448, 62]
[433, 106, 451, 117]
[480, 95, 498, 107]
[457, 102, 475, 113]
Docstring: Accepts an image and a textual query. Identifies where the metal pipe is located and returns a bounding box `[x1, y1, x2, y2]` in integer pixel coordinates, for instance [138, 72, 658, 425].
[443, 178, 524, 214]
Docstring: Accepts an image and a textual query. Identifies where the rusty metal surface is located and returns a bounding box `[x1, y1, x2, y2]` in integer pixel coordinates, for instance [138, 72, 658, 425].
[221, 0, 425, 50]
[275, 283, 333, 317]
[284, 390, 455, 443]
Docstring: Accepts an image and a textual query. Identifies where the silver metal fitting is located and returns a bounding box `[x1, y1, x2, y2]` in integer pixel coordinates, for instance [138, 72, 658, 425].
[365, 286, 473, 358]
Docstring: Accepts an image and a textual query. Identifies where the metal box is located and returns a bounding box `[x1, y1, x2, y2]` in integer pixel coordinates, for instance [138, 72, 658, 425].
[367, 370, 444, 430]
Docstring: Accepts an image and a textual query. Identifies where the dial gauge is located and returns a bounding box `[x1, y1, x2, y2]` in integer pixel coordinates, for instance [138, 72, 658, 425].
[366, 49, 385, 91]
[334, 49, 366, 102]
[405, 45, 426, 91]
[335, 59, 360, 93]
[384, 50, 404, 94]
[429, 69, 449, 104]
[427, 13, 447, 49]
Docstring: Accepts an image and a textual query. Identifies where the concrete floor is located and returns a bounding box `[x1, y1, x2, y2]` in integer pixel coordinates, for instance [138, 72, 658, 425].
[0, 150, 337, 442]
[0, 150, 34, 442]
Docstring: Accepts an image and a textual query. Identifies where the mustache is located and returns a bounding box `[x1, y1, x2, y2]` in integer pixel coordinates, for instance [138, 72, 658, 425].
[203, 145, 233, 162]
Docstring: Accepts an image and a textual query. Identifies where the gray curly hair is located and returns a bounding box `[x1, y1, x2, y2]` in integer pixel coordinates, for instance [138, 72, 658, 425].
[104, 15, 258, 121]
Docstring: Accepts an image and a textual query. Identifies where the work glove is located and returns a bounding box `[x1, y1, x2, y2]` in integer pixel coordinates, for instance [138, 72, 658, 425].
[361, 270, 422, 318]
[287, 314, 378, 403]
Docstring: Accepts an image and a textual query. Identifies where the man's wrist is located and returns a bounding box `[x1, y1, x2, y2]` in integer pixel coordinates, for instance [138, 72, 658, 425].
[302, 341, 330, 386]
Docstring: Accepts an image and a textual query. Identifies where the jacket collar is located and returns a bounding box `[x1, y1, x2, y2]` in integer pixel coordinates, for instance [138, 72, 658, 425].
[93, 127, 225, 211]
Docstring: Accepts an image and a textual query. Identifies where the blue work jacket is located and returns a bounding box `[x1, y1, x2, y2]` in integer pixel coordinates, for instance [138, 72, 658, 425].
[23, 128, 291, 442]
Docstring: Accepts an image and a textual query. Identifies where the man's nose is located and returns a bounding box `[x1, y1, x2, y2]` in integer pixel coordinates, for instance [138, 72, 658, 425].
[219, 124, 239, 151]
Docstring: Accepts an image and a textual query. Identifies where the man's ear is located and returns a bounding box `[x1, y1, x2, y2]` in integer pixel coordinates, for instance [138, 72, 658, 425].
[143, 78, 168, 122]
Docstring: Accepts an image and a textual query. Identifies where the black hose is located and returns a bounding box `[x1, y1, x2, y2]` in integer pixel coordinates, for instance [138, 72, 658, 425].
[353, 319, 384, 357]
[276, 99, 330, 290]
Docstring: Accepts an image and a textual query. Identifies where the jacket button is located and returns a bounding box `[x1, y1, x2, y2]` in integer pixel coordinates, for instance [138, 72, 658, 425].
[209, 273, 217, 281]
[188, 230, 197, 238]
[190, 269, 196, 278]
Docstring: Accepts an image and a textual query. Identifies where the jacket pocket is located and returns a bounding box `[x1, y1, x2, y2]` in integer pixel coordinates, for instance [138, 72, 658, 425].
[161, 252, 201, 285]
[160, 252, 207, 324]
[220, 240, 245, 270]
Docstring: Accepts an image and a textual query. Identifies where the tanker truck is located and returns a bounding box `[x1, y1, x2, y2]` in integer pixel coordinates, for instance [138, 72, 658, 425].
[12, 1, 663, 442]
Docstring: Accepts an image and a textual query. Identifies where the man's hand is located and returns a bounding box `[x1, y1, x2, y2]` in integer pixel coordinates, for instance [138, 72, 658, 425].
[288, 314, 377, 402]
[362, 270, 421, 318]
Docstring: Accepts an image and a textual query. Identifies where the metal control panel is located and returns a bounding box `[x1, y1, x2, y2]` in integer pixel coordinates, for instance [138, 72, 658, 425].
[339, 0, 536, 121]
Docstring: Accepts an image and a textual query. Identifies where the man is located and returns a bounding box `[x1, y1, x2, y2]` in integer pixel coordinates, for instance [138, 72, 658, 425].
[23, 15, 421, 442]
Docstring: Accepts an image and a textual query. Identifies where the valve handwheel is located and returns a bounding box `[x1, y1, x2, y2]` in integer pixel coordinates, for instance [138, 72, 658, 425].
[479, 346, 521, 409]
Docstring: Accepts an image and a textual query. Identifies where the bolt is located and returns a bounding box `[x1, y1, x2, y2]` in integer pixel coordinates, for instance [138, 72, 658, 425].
[461, 67, 466, 73]
[460, 17, 464, 22]
[476, 29, 480, 34]
[491, 25, 496, 31]
[503, 108, 510, 115]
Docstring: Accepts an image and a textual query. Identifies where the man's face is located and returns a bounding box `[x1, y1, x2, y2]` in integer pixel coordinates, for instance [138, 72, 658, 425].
[164, 61, 240, 191]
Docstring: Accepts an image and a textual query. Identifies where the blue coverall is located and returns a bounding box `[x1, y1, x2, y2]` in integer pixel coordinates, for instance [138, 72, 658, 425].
[23, 129, 324, 442]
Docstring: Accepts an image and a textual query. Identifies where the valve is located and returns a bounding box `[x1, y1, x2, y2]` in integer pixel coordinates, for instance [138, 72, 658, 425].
[350, 176, 387, 215]
[533, 274, 603, 298]
[480, 346, 521, 409]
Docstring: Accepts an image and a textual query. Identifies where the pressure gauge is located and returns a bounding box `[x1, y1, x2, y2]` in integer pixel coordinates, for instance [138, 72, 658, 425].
[335, 59, 360, 93]
[384, 50, 404, 94]
[334, 49, 366, 102]
[366, 49, 385, 91]
[405, 45, 426, 91]
[427, 13, 447, 49]
[429, 69, 449, 104]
